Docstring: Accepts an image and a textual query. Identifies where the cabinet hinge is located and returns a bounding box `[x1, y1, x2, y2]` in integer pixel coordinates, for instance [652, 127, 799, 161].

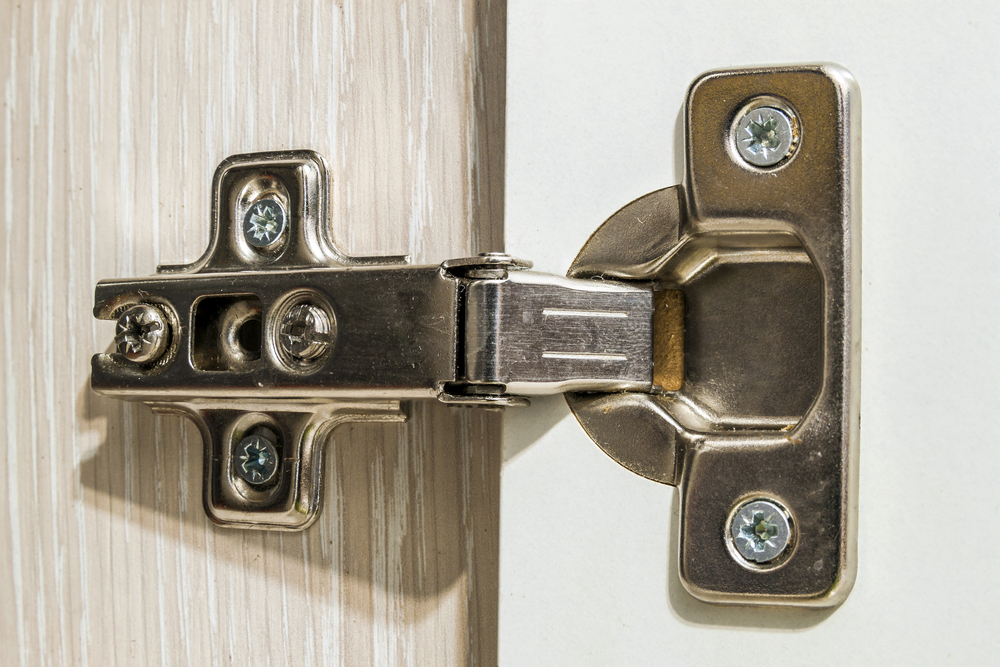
[92, 64, 860, 607]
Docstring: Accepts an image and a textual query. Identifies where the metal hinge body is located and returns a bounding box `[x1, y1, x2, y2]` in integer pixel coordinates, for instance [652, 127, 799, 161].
[93, 64, 860, 608]
[94, 257, 654, 404]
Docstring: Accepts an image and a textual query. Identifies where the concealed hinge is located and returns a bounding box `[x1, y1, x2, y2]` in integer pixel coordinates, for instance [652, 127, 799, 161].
[93, 64, 860, 607]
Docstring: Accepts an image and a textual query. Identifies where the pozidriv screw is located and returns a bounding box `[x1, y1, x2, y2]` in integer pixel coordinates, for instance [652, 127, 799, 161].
[114, 304, 169, 364]
[729, 498, 792, 564]
[236, 435, 279, 485]
[279, 303, 333, 361]
[243, 199, 287, 249]
[734, 105, 797, 167]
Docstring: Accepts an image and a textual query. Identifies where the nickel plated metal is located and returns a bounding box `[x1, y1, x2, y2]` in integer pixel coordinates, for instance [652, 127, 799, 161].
[91, 64, 859, 608]
[566, 64, 860, 606]
[92, 150, 654, 531]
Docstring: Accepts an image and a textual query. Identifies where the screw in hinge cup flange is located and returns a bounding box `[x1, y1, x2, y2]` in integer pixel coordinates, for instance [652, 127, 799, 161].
[728, 498, 793, 565]
[114, 304, 169, 364]
[278, 303, 334, 361]
[236, 435, 279, 485]
[733, 101, 799, 167]
[242, 198, 287, 250]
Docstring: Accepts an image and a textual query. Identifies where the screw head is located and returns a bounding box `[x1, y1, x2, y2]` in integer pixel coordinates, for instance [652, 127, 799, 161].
[236, 435, 279, 485]
[729, 498, 793, 565]
[734, 105, 798, 167]
[278, 303, 334, 361]
[242, 199, 287, 249]
[114, 304, 169, 364]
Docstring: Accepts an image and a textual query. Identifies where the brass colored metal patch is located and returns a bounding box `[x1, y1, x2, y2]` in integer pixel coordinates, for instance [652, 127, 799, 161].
[653, 289, 684, 391]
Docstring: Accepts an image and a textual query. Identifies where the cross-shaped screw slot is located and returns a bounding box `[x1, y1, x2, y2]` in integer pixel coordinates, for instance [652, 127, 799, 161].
[729, 499, 792, 565]
[734, 103, 797, 167]
[278, 303, 334, 362]
[242, 199, 287, 249]
[114, 304, 169, 364]
[236, 435, 279, 486]
[743, 113, 783, 155]
[740, 511, 780, 553]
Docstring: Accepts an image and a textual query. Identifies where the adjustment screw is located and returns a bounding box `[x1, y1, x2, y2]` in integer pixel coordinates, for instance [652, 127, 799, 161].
[114, 304, 169, 364]
[734, 104, 798, 167]
[242, 198, 287, 249]
[236, 435, 279, 485]
[729, 498, 793, 564]
[278, 303, 334, 361]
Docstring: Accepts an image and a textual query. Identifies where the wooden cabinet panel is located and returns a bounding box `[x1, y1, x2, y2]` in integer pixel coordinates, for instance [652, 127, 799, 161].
[0, 2, 504, 665]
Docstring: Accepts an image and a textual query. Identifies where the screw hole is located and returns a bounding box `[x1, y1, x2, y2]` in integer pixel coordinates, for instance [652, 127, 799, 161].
[192, 294, 262, 371]
[238, 317, 262, 356]
[234, 424, 282, 488]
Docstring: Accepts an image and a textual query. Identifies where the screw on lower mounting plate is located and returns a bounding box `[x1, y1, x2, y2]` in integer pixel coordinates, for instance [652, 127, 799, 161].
[242, 199, 287, 250]
[236, 435, 279, 486]
[728, 498, 793, 565]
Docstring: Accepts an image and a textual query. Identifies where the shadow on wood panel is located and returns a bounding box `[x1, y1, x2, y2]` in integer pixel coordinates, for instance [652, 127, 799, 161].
[77, 378, 500, 627]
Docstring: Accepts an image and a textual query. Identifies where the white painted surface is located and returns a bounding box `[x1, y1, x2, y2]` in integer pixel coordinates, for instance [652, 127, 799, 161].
[502, 1, 1000, 664]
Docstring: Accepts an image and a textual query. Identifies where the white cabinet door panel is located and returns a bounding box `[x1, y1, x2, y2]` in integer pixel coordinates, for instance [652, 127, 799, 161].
[502, 1, 1000, 664]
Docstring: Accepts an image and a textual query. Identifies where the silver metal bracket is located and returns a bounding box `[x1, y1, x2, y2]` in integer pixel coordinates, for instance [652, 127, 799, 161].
[92, 64, 860, 607]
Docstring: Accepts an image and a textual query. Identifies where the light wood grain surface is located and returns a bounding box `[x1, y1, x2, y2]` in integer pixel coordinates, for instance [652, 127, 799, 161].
[0, 1, 505, 664]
